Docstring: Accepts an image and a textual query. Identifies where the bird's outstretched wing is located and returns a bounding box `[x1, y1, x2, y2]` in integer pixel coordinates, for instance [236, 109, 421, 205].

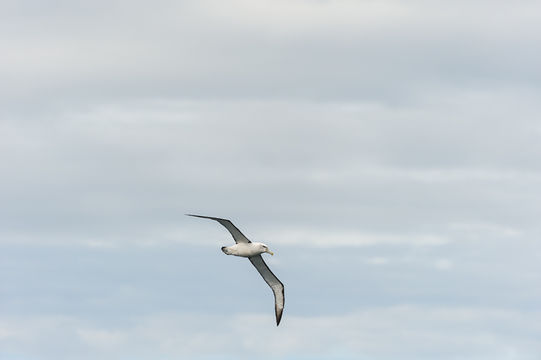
[186, 214, 251, 243]
[249, 255, 285, 326]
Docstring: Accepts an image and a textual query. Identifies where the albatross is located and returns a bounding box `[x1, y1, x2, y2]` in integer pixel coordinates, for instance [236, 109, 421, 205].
[187, 214, 285, 326]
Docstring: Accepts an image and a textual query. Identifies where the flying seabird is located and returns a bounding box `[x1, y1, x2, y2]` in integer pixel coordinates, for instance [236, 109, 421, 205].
[187, 214, 285, 326]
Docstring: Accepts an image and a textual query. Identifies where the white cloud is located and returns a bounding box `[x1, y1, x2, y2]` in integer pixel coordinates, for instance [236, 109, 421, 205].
[434, 258, 454, 270]
[449, 222, 523, 238]
[365, 256, 390, 265]
[265, 229, 448, 247]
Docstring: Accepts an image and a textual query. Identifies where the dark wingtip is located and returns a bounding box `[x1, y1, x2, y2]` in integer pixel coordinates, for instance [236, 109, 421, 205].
[186, 214, 207, 219]
[186, 214, 231, 222]
[276, 309, 283, 326]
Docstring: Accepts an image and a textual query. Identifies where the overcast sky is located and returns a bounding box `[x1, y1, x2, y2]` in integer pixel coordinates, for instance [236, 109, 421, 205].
[2, 1, 541, 359]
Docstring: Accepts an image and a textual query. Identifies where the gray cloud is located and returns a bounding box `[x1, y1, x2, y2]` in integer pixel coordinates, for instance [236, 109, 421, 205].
[2, 97, 540, 244]
[2, 0, 541, 110]
[2, 306, 540, 360]
[2, 1, 541, 359]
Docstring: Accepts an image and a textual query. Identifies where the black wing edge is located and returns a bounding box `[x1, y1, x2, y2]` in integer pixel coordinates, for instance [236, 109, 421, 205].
[185, 214, 230, 221]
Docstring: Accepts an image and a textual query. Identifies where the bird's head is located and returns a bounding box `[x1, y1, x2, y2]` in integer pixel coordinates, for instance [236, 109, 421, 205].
[260, 243, 274, 256]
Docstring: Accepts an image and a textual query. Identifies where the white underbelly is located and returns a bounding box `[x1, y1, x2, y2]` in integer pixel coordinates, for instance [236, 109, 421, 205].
[225, 243, 262, 257]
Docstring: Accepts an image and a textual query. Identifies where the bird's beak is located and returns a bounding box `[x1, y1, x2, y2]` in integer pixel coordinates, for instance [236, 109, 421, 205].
[267, 250, 274, 256]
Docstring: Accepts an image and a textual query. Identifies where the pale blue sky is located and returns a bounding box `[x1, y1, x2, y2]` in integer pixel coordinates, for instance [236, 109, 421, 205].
[2, 0, 541, 359]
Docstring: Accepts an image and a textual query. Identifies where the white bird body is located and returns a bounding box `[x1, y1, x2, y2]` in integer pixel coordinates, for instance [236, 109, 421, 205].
[222, 242, 274, 257]
[187, 214, 285, 326]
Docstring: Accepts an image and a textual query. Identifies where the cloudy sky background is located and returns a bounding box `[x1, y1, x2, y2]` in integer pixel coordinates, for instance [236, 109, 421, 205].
[2, 0, 541, 359]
